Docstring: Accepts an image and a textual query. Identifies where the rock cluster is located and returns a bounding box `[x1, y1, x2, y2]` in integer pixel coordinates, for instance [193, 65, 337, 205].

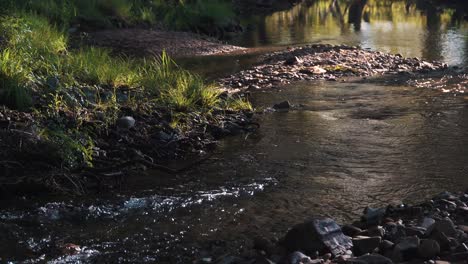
[221, 44, 448, 91]
[218, 191, 468, 264]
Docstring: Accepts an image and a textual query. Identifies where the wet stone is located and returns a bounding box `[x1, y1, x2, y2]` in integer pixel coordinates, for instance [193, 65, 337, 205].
[289, 251, 312, 264]
[283, 218, 352, 256]
[420, 217, 436, 230]
[273, 101, 291, 110]
[404, 226, 425, 237]
[342, 225, 363, 237]
[362, 207, 386, 226]
[418, 239, 440, 259]
[352, 236, 382, 255]
[428, 218, 458, 238]
[392, 236, 420, 262]
[359, 226, 385, 238]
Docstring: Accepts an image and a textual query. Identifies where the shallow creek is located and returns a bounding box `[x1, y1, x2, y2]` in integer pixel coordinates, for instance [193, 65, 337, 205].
[1, 0, 468, 263]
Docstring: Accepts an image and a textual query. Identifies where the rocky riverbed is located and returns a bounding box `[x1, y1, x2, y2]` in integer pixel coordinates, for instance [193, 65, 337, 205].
[220, 44, 448, 91]
[219, 191, 468, 264]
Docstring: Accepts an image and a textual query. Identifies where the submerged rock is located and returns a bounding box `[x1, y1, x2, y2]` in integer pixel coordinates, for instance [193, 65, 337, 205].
[273, 101, 291, 110]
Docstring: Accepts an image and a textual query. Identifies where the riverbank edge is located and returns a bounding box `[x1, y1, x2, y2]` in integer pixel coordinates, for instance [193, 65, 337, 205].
[0, 43, 451, 197]
[216, 190, 468, 264]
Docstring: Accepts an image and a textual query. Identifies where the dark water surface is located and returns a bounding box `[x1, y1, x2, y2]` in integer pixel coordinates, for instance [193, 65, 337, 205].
[1, 0, 468, 263]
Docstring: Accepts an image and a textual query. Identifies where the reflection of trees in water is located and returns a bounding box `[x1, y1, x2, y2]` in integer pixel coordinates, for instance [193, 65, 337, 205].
[348, 0, 368, 31]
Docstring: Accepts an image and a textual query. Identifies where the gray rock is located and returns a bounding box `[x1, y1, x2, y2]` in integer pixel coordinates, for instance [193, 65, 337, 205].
[404, 226, 425, 237]
[420, 217, 436, 230]
[379, 240, 394, 252]
[418, 239, 440, 259]
[362, 207, 386, 226]
[359, 226, 385, 238]
[429, 229, 451, 251]
[428, 218, 458, 238]
[353, 236, 382, 255]
[283, 218, 352, 256]
[342, 225, 363, 237]
[289, 251, 311, 264]
[116, 116, 136, 129]
[273, 101, 291, 110]
[391, 236, 420, 262]
[383, 222, 406, 242]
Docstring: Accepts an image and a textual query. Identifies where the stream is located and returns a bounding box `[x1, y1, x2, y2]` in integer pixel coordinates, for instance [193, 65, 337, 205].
[1, 0, 468, 263]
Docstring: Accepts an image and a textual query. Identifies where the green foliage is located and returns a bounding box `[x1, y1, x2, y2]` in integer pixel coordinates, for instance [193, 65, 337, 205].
[40, 128, 95, 168]
[67, 47, 139, 87]
[153, 0, 235, 32]
[0, 49, 32, 109]
[0, 0, 235, 31]
[0, 9, 251, 171]
[223, 96, 253, 111]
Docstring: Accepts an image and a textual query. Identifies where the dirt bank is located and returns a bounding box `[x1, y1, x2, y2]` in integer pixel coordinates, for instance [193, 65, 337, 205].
[84, 29, 246, 57]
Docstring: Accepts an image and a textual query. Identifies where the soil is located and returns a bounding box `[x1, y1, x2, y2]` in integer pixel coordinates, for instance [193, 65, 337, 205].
[84, 29, 246, 57]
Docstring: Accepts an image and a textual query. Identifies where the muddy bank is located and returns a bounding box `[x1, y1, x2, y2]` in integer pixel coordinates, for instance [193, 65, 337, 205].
[220, 44, 448, 91]
[84, 29, 246, 57]
[220, 190, 468, 264]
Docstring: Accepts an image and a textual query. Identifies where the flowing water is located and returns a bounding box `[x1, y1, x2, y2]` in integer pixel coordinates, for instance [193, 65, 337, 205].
[1, 0, 468, 263]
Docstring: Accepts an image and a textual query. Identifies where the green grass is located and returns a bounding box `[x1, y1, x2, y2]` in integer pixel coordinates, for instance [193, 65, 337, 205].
[0, 0, 235, 32]
[0, 11, 252, 172]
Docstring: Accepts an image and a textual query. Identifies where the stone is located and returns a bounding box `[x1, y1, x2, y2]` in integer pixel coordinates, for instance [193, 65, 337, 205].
[359, 227, 385, 238]
[379, 240, 394, 252]
[273, 101, 291, 110]
[282, 218, 352, 256]
[116, 116, 135, 129]
[391, 236, 420, 262]
[344, 254, 393, 264]
[449, 251, 468, 261]
[420, 217, 436, 230]
[418, 239, 440, 259]
[404, 226, 425, 237]
[383, 222, 406, 243]
[456, 206, 468, 217]
[428, 218, 458, 238]
[342, 225, 363, 237]
[362, 207, 386, 226]
[353, 236, 382, 255]
[429, 229, 451, 251]
[289, 251, 311, 264]
[284, 56, 303, 65]
[254, 237, 274, 255]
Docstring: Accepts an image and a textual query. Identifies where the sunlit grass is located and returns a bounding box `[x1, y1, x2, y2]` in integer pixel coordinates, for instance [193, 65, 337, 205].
[0, 8, 252, 171]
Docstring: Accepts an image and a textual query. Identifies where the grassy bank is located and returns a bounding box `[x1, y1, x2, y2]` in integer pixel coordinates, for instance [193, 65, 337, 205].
[0, 0, 236, 35]
[0, 9, 252, 194]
